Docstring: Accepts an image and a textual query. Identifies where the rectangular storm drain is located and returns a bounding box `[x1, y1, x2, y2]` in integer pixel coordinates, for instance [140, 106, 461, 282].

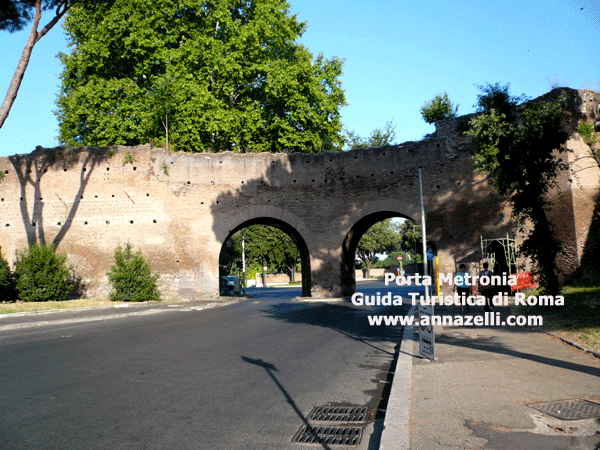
[307, 406, 368, 423]
[528, 399, 600, 420]
[291, 425, 362, 446]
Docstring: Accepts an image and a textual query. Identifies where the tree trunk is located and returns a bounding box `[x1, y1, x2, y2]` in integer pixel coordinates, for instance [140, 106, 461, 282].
[164, 112, 169, 151]
[0, 0, 70, 129]
[365, 260, 372, 279]
[530, 204, 561, 296]
[0, 1, 42, 129]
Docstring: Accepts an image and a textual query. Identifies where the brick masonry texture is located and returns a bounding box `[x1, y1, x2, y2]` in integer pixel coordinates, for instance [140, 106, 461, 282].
[0, 88, 598, 299]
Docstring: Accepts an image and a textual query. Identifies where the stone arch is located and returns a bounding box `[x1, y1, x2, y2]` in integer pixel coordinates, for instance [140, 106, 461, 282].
[217, 211, 311, 297]
[214, 205, 312, 247]
[341, 207, 418, 296]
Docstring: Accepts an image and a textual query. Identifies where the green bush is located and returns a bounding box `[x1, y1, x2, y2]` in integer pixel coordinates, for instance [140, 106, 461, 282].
[0, 250, 16, 301]
[15, 243, 72, 301]
[578, 122, 598, 147]
[107, 243, 161, 302]
[420, 92, 459, 124]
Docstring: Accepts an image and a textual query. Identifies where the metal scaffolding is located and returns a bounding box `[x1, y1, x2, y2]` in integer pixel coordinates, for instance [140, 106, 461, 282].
[480, 234, 518, 274]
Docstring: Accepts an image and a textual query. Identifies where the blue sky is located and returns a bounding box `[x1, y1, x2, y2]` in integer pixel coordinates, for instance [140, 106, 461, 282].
[1, 0, 599, 157]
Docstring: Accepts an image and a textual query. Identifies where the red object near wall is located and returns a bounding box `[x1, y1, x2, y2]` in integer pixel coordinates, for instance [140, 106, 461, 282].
[511, 272, 537, 291]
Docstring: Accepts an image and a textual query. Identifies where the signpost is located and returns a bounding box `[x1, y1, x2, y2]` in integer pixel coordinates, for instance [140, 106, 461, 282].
[418, 168, 434, 360]
[241, 229, 246, 295]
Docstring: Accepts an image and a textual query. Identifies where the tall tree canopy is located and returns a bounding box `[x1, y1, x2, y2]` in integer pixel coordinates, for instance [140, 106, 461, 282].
[55, 0, 346, 153]
[220, 225, 300, 282]
[243, 225, 299, 279]
[355, 219, 402, 278]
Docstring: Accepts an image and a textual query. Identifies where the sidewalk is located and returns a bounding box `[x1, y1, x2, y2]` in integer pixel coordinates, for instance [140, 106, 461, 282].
[384, 303, 600, 450]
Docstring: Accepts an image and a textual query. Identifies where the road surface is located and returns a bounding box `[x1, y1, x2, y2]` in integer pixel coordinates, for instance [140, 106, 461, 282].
[0, 280, 419, 449]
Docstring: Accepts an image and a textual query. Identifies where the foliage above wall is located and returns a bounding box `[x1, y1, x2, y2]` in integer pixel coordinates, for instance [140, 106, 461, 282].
[420, 91, 459, 124]
[55, 0, 346, 153]
[467, 83, 569, 295]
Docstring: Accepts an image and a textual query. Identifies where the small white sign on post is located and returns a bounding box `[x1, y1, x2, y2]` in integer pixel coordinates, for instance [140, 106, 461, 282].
[418, 303, 435, 360]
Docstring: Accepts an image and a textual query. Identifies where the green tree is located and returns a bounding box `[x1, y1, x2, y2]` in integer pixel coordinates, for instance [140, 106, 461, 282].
[397, 221, 422, 260]
[0, 249, 17, 301]
[56, 0, 346, 153]
[107, 243, 161, 302]
[14, 242, 72, 301]
[420, 91, 458, 124]
[356, 219, 402, 278]
[242, 225, 299, 282]
[148, 72, 178, 152]
[473, 82, 526, 123]
[345, 120, 396, 149]
[372, 251, 416, 269]
[577, 122, 600, 167]
[467, 83, 568, 295]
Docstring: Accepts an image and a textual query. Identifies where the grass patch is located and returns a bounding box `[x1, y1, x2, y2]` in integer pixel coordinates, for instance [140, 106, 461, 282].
[515, 286, 600, 353]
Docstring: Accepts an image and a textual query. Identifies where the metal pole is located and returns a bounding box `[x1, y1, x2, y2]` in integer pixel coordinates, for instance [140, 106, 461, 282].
[418, 167, 435, 361]
[413, 224, 417, 274]
[419, 168, 429, 301]
[242, 229, 246, 295]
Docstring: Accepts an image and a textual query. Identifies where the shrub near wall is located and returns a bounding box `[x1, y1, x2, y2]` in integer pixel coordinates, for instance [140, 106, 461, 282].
[0, 250, 16, 301]
[15, 243, 72, 301]
[107, 243, 161, 302]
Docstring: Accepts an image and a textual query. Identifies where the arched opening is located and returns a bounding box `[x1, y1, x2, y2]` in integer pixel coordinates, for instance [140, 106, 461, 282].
[218, 217, 311, 297]
[341, 211, 419, 296]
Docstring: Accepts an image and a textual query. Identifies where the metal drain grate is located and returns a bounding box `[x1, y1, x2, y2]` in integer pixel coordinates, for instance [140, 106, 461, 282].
[291, 425, 362, 446]
[307, 406, 368, 423]
[528, 399, 600, 420]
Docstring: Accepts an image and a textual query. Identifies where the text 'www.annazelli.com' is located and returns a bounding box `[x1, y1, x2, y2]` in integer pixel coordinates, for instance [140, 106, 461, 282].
[367, 313, 543, 327]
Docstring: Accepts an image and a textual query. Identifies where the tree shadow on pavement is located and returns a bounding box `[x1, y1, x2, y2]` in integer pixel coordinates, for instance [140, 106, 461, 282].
[261, 301, 406, 356]
[433, 305, 600, 378]
[250, 301, 406, 450]
[241, 356, 334, 450]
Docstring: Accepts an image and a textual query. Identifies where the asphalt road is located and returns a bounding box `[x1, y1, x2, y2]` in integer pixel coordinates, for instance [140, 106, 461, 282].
[0, 280, 418, 450]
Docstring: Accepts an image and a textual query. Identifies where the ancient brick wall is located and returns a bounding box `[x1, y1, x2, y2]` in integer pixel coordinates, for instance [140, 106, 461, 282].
[0, 88, 597, 299]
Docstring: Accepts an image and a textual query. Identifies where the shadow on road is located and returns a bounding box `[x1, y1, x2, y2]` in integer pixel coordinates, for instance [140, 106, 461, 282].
[261, 301, 405, 356]
[241, 356, 333, 450]
[256, 300, 408, 449]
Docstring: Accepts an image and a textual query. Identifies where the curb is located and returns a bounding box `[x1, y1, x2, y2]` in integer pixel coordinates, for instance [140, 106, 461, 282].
[535, 328, 600, 359]
[0, 297, 242, 320]
[0, 302, 162, 320]
[508, 305, 600, 359]
[0, 298, 243, 332]
[379, 304, 416, 450]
